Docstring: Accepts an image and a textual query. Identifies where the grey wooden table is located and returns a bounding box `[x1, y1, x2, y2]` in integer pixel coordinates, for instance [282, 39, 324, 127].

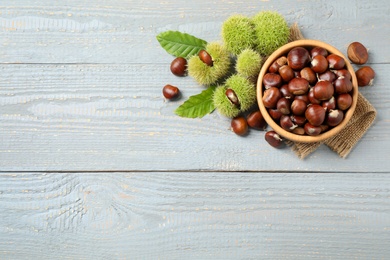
[1, 0, 389, 259]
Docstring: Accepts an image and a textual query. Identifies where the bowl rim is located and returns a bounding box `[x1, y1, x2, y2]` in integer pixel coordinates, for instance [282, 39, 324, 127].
[256, 39, 358, 143]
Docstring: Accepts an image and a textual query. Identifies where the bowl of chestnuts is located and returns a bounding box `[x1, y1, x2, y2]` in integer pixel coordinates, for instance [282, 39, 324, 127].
[257, 39, 358, 143]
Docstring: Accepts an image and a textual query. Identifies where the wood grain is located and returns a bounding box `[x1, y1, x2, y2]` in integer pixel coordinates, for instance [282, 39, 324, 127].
[0, 172, 389, 259]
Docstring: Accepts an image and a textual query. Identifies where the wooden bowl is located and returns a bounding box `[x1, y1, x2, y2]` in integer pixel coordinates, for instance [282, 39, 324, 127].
[256, 39, 358, 143]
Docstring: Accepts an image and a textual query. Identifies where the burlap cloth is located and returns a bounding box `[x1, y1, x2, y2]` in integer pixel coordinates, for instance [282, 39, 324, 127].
[284, 24, 377, 159]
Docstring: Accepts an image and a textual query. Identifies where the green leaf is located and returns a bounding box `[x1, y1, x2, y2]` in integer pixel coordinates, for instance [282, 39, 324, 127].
[156, 30, 207, 59]
[175, 86, 216, 118]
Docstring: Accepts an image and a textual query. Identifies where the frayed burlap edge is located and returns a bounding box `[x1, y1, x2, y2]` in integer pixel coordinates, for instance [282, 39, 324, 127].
[285, 24, 377, 159]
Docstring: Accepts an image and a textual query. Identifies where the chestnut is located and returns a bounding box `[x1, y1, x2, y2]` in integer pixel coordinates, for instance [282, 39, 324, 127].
[162, 84, 180, 99]
[262, 87, 282, 108]
[347, 42, 368, 65]
[277, 97, 291, 115]
[310, 46, 328, 58]
[265, 131, 284, 148]
[305, 104, 326, 126]
[304, 122, 322, 136]
[231, 116, 248, 136]
[334, 77, 353, 94]
[263, 73, 282, 89]
[308, 88, 321, 105]
[292, 127, 305, 135]
[300, 67, 317, 85]
[336, 93, 353, 110]
[313, 80, 334, 101]
[170, 57, 187, 76]
[327, 54, 345, 70]
[291, 99, 307, 116]
[332, 69, 352, 81]
[268, 108, 283, 121]
[279, 65, 295, 82]
[280, 84, 294, 99]
[280, 115, 298, 132]
[198, 50, 213, 66]
[288, 78, 309, 95]
[326, 109, 344, 127]
[269, 56, 287, 73]
[291, 115, 306, 126]
[311, 55, 328, 74]
[318, 70, 337, 82]
[356, 66, 375, 87]
[322, 96, 336, 112]
[226, 88, 240, 107]
[294, 94, 309, 104]
[247, 110, 267, 130]
[287, 47, 310, 70]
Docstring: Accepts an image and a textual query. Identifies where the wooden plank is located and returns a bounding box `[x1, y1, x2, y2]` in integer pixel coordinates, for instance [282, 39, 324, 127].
[0, 172, 389, 259]
[0, 0, 388, 64]
[0, 63, 388, 172]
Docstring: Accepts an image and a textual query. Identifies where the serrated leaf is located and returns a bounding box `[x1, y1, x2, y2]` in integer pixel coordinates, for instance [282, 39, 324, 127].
[156, 30, 207, 59]
[175, 86, 216, 118]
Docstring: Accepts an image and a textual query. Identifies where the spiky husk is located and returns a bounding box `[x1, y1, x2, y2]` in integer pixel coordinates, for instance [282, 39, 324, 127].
[188, 42, 231, 85]
[236, 49, 263, 78]
[221, 14, 256, 56]
[252, 11, 289, 56]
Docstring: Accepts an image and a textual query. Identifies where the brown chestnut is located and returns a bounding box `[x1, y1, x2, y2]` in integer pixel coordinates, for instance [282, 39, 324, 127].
[263, 73, 282, 89]
[347, 42, 368, 65]
[279, 65, 295, 82]
[277, 97, 291, 115]
[268, 108, 283, 121]
[287, 47, 310, 70]
[265, 131, 284, 148]
[311, 55, 328, 74]
[269, 56, 287, 73]
[318, 70, 337, 82]
[334, 77, 353, 94]
[326, 109, 344, 127]
[291, 99, 307, 116]
[305, 104, 326, 126]
[300, 67, 317, 85]
[332, 69, 352, 81]
[336, 93, 353, 110]
[280, 84, 295, 99]
[292, 127, 306, 135]
[327, 54, 345, 70]
[170, 57, 187, 76]
[162, 84, 180, 100]
[226, 88, 240, 107]
[310, 46, 328, 58]
[356, 66, 375, 87]
[294, 94, 310, 104]
[263, 87, 282, 108]
[288, 78, 309, 95]
[322, 96, 336, 112]
[313, 80, 334, 101]
[308, 88, 321, 105]
[280, 115, 298, 132]
[231, 116, 248, 136]
[199, 50, 213, 66]
[247, 110, 267, 130]
[291, 115, 307, 126]
[304, 122, 322, 136]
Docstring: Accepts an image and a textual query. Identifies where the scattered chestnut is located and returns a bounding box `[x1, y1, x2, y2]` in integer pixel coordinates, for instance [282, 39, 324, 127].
[231, 116, 248, 136]
[327, 54, 345, 70]
[347, 42, 368, 65]
[263, 87, 282, 108]
[311, 55, 328, 73]
[162, 84, 180, 100]
[313, 80, 334, 101]
[247, 110, 267, 130]
[198, 50, 213, 66]
[263, 73, 282, 89]
[226, 88, 240, 107]
[287, 47, 310, 70]
[305, 104, 326, 126]
[326, 109, 344, 127]
[288, 78, 309, 95]
[277, 97, 291, 115]
[170, 57, 187, 76]
[336, 93, 353, 110]
[356, 66, 375, 87]
[291, 99, 307, 116]
[265, 131, 284, 148]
